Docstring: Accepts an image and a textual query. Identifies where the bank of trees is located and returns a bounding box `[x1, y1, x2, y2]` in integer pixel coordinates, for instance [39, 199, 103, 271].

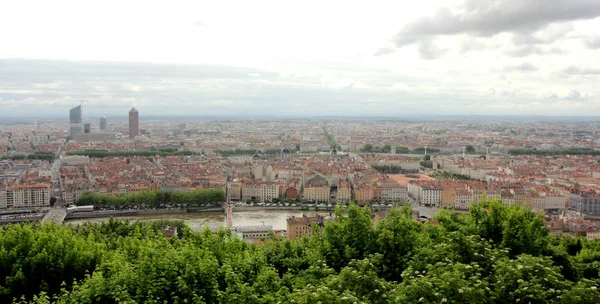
[371, 164, 416, 174]
[215, 148, 298, 157]
[1, 199, 599, 303]
[1, 152, 55, 161]
[509, 148, 600, 156]
[75, 189, 225, 208]
[66, 149, 198, 158]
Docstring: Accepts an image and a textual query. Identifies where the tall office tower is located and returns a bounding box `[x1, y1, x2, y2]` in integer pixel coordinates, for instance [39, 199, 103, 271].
[83, 123, 91, 134]
[129, 107, 139, 138]
[99, 116, 107, 131]
[69, 105, 82, 138]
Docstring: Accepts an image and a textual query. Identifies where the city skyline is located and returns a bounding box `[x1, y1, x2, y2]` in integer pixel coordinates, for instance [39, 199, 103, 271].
[1, 0, 600, 117]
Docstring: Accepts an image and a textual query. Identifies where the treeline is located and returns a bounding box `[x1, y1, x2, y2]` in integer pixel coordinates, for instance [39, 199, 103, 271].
[431, 171, 473, 180]
[362, 144, 441, 154]
[75, 189, 225, 208]
[323, 126, 340, 150]
[509, 148, 600, 156]
[2, 200, 600, 303]
[215, 148, 297, 157]
[1, 152, 55, 161]
[66, 149, 199, 158]
[371, 164, 416, 174]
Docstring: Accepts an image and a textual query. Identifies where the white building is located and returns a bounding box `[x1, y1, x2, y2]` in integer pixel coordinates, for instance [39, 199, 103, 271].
[0, 184, 51, 209]
[381, 183, 408, 202]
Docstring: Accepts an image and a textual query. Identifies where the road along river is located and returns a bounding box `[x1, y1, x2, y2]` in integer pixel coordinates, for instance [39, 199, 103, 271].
[64, 209, 332, 230]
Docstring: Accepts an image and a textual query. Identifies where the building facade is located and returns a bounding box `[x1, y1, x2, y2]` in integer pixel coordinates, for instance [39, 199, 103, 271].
[0, 184, 51, 208]
[287, 215, 325, 239]
[99, 116, 107, 131]
[129, 107, 139, 138]
[69, 105, 82, 138]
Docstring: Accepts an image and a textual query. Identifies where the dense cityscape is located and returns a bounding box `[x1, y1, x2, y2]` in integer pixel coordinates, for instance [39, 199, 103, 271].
[3, 0, 600, 302]
[1, 105, 600, 238]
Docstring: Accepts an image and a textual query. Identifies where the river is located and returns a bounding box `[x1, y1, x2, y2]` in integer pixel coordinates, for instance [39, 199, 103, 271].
[64, 210, 328, 230]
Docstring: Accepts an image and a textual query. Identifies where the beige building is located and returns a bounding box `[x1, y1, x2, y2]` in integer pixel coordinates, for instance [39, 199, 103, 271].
[0, 184, 52, 208]
[337, 180, 352, 202]
[455, 190, 474, 210]
[354, 187, 373, 204]
[303, 176, 330, 202]
[242, 182, 279, 202]
[260, 183, 280, 202]
[242, 183, 261, 201]
[287, 215, 325, 239]
[230, 182, 242, 201]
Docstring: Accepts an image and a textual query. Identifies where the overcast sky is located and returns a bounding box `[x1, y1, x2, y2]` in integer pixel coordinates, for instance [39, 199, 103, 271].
[1, 0, 600, 117]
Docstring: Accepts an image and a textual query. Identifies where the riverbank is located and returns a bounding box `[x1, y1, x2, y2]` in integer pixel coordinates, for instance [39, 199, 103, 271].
[64, 209, 328, 230]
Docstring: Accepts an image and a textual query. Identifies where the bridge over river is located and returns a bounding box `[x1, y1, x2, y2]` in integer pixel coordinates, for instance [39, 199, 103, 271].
[41, 208, 67, 225]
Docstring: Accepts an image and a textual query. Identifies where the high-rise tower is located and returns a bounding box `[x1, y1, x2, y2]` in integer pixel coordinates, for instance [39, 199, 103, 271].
[69, 105, 82, 138]
[129, 107, 139, 138]
[99, 116, 107, 131]
[83, 123, 91, 134]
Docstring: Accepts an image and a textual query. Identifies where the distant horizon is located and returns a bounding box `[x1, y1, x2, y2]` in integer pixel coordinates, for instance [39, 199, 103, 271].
[3, 113, 600, 122]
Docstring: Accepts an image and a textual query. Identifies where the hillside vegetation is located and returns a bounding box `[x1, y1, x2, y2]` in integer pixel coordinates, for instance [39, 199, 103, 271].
[1, 200, 599, 303]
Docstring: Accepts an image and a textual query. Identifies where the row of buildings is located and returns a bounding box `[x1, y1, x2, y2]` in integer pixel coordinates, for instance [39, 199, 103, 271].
[408, 179, 567, 212]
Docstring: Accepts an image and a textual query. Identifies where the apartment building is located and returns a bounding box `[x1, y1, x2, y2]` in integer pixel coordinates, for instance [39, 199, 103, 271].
[0, 184, 51, 208]
[303, 176, 330, 202]
[242, 183, 261, 201]
[287, 214, 325, 239]
[260, 183, 280, 202]
[421, 186, 443, 207]
[570, 192, 600, 214]
[353, 186, 373, 204]
[337, 180, 352, 202]
[230, 182, 242, 201]
[455, 190, 473, 210]
[442, 188, 456, 208]
[381, 182, 408, 202]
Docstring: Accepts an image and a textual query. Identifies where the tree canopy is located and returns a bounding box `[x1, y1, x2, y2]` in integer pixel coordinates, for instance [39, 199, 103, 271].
[75, 189, 225, 208]
[1, 199, 599, 303]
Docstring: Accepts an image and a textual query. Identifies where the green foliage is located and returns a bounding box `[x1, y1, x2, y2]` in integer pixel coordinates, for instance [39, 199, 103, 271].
[508, 148, 600, 156]
[215, 148, 297, 157]
[323, 126, 339, 150]
[371, 164, 417, 174]
[76, 189, 225, 208]
[420, 160, 433, 168]
[466, 144, 476, 153]
[430, 171, 473, 180]
[1, 152, 55, 161]
[1, 201, 599, 303]
[65, 149, 197, 158]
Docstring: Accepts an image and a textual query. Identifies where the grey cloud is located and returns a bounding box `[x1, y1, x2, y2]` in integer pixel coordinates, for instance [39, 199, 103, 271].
[505, 45, 564, 57]
[373, 47, 396, 57]
[506, 62, 538, 72]
[393, 0, 600, 47]
[418, 40, 446, 60]
[567, 89, 582, 100]
[585, 37, 600, 49]
[0, 59, 485, 117]
[563, 65, 600, 75]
